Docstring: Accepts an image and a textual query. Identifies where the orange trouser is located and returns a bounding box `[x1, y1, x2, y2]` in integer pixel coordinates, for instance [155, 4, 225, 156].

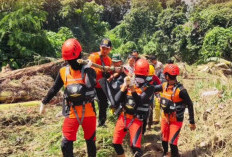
[161, 114, 183, 146]
[62, 116, 96, 141]
[113, 114, 143, 148]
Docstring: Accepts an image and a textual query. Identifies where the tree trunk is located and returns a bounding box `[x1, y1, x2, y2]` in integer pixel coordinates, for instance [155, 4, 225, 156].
[0, 59, 65, 83]
[0, 60, 65, 104]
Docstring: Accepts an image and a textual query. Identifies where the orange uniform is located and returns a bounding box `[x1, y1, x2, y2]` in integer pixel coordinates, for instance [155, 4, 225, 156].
[113, 85, 150, 148]
[88, 52, 112, 88]
[160, 82, 187, 145]
[60, 66, 95, 118]
[60, 66, 96, 141]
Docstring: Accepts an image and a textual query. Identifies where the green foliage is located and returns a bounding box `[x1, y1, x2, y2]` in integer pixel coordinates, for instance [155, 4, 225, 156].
[79, 1, 109, 52]
[59, 1, 109, 52]
[166, 0, 187, 9]
[144, 30, 173, 62]
[0, 2, 54, 69]
[106, 0, 162, 55]
[1, 0, 232, 70]
[201, 27, 232, 61]
[42, 0, 62, 31]
[192, 3, 232, 30]
[196, 0, 232, 9]
[46, 27, 74, 58]
[157, 8, 187, 36]
[143, 7, 187, 63]
[116, 41, 137, 59]
[124, 0, 162, 42]
[95, 0, 130, 28]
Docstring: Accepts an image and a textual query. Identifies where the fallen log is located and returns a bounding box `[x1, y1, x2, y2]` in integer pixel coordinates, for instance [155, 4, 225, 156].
[0, 59, 65, 84]
[0, 60, 65, 104]
[0, 74, 63, 104]
[77, 59, 122, 72]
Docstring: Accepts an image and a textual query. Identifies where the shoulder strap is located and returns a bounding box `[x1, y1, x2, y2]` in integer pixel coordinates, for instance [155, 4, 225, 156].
[81, 66, 85, 81]
[100, 55, 105, 66]
[65, 66, 70, 84]
[100, 55, 108, 75]
[65, 65, 85, 83]
[140, 83, 147, 93]
[171, 83, 181, 100]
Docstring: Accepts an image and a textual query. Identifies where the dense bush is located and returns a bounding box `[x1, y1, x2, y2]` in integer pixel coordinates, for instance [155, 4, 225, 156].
[201, 27, 232, 60]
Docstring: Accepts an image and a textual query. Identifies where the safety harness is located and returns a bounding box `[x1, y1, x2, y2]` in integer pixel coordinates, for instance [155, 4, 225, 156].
[123, 114, 135, 132]
[123, 84, 150, 131]
[160, 83, 179, 114]
[161, 83, 181, 124]
[64, 66, 94, 125]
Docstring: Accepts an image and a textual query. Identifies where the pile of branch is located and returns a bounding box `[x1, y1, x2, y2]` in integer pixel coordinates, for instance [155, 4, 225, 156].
[198, 58, 232, 80]
[0, 59, 65, 104]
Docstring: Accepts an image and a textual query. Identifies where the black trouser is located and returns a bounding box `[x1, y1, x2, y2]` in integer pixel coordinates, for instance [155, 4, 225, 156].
[113, 144, 142, 157]
[142, 118, 147, 134]
[142, 104, 153, 134]
[61, 138, 96, 157]
[95, 88, 109, 125]
[162, 141, 179, 157]
[148, 102, 154, 126]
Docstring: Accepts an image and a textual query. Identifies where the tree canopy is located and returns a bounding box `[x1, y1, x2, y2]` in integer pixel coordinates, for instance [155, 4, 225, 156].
[1, 0, 232, 69]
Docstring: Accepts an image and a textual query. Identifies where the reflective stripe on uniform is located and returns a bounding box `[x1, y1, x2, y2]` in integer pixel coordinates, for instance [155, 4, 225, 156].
[86, 90, 95, 95]
[137, 107, 149, 112]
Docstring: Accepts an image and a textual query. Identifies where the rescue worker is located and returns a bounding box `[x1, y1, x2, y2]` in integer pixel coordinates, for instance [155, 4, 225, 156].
[149, 56, 165, 83]
[149, 55, 165, 124]
[154, 64, 196, 157]
[131, 50, 140, 61]
[112, 59, 153, 157]
[89, 38, 112, 127]
[39, 38, 97, 157]
[145, 65, 161, 131]
[167, 59, 174, 64]
[108, 54, 123, 83]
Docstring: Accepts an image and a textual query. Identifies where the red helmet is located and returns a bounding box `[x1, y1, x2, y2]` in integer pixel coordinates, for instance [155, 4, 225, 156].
[62, 38, 82, 60]
[163, 64, 180, 76]
[134, 59, 149, 76]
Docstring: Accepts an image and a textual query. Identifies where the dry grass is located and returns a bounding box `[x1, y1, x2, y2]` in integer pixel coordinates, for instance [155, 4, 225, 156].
[0, 63, 231, 157]
[178, 63, 232, 157]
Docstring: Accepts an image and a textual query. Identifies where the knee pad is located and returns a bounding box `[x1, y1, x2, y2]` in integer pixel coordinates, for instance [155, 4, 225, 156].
[61, 138, 73, 157]
[113, 144, 124, 155]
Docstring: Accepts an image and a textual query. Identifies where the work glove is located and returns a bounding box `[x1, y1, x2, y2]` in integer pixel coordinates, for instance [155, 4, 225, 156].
[39, 102, 46, 114]
[129, 76, 135, 87]
[123, 76, 131, 86]
[189, 124, 196, 131]
[85, 59, 93, 68]
[109, 106, 116, 115]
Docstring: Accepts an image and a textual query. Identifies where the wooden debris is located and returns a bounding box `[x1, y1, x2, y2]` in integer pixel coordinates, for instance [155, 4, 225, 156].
[0, 59, 64, 83]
